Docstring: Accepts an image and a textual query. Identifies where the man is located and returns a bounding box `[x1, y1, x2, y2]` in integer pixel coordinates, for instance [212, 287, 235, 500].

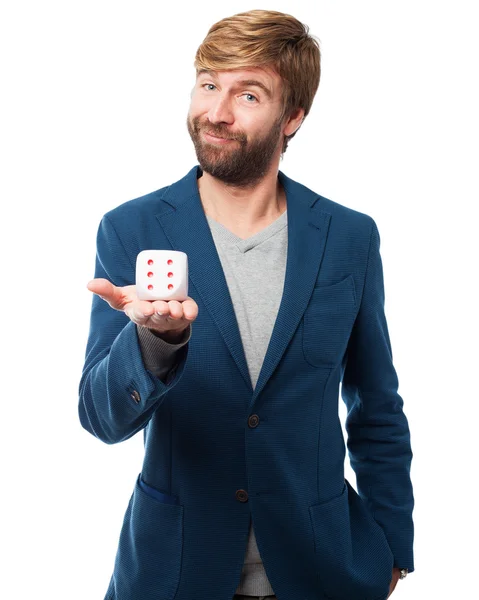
[79, 9, 414, 600]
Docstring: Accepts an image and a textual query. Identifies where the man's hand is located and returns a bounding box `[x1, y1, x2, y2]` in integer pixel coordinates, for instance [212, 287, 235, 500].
[87, 278, 198, 337]
[387, 568, 401, 598]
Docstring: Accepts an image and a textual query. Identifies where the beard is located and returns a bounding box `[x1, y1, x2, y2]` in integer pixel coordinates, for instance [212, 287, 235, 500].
[186, 113, 284, 188]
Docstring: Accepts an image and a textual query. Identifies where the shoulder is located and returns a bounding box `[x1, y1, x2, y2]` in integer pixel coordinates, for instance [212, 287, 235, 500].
[291, 176, 380, 255]
[284, 173, 376, 235]
[302, 186, 378, 249]
[316, 194, 376, 232]
[102, 185, 171, 227]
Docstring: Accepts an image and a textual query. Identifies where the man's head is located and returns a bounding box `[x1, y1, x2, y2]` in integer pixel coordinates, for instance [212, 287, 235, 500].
[186, 9, 320, 187]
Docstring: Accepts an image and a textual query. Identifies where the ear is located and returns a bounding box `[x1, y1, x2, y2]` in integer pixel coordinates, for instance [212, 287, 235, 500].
[283, 107, 305, 136]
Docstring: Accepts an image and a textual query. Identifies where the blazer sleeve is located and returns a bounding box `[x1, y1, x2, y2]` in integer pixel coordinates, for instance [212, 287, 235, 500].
[341, 218, 414, 572]
[78, 215, 190, 445]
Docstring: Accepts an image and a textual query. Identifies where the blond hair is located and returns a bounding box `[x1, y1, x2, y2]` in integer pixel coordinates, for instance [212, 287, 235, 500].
[193, 9, 321, 154]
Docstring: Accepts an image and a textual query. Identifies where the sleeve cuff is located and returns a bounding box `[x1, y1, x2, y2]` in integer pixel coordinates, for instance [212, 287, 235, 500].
[137, 324, 192, 380]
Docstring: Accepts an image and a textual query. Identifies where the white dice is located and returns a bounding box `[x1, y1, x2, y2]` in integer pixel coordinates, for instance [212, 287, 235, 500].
[136, 250, 188, 301]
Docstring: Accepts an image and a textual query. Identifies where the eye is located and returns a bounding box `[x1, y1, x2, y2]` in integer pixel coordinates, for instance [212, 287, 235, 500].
[201, 83, 258, 103]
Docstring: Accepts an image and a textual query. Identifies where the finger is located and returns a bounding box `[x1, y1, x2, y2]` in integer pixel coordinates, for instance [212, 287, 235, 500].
[87, 279, 122, 307]
[88, 280, 138, 311]
[181, 299, 199, 321]
[143, 311, 172, 330]
[167, 300, 183, 319]
[124, 300, 155, 323]
[150, 300, 170, 316]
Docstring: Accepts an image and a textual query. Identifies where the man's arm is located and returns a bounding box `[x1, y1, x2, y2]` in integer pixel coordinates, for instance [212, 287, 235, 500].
[78, 215, 192, 445]
[341, 218, 414, 573]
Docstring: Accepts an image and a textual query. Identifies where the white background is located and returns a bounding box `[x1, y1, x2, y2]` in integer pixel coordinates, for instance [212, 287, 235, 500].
[1, 1, 477, 598]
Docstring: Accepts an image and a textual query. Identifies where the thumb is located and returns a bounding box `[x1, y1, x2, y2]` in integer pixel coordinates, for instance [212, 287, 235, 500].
[87, 278, 124, 309]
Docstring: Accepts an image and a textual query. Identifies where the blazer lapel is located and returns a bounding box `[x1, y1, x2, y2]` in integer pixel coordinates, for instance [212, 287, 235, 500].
[156, 165, 331, 404]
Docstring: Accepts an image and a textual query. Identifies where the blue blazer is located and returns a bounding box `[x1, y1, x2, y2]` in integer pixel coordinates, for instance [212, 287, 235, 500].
[79, 165, 414, 600]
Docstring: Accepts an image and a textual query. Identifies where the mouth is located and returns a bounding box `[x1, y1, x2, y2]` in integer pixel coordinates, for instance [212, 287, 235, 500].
[203, 131, 234, 144]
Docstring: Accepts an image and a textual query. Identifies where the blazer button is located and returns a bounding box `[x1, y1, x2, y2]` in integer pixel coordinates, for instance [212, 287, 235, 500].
[248, 414, 260, 428]
[235, 489, 248, 502]
[130, 390, 141, 404]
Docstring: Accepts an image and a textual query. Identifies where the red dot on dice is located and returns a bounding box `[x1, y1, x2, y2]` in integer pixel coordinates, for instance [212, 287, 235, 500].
[148, 259, 154, 265]
[167, 259, 173, 265]
[147, 271, 154, 277]
[148, 284, 153, 290]
[168, 272, 173, 278]
[168, 284, 173, 290]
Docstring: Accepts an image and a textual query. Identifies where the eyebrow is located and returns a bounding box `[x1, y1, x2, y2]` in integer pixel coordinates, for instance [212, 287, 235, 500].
[197, 69, 273, 100]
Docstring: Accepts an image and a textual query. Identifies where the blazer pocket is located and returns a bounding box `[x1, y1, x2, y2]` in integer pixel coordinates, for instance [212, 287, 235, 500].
[309, 480, 393, 600]
[302, 274, 357, 368]
[138, 475, 180, 505]
[112, 474, 183, 600]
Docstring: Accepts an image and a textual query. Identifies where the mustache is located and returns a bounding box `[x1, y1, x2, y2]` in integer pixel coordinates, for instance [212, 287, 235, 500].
[201, 127, 239, 141]
[205, 131, 234, 140]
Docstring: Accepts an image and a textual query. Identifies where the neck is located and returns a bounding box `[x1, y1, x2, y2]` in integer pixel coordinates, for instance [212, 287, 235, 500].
[197, 169, 286, 228]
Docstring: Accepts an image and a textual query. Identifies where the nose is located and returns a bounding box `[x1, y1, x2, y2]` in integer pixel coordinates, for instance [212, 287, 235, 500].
[207, 93, 235, 126]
